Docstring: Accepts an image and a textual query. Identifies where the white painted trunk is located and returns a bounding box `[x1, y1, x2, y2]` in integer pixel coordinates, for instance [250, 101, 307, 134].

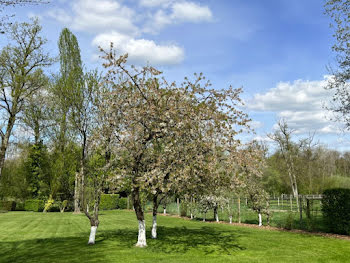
[203, 213, 206, 222]
[151, 216, 157, 239]
[229, 215, 232, 224]
[258, 213, 262, 227]
[136, 220, 147, 247]
[88, 226, 97, 245]
[216, 213, 219, 222]
[163, 208, 166, 215]
[190, 213, 193, 220]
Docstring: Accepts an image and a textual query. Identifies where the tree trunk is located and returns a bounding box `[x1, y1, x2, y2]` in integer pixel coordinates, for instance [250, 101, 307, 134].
[137, 220, 146, 247]
[258, 213, 262, 227]
[132, 187, 146, 247]
[229, 215, 233, 224]
[152, 215, 157, 239]
[0, 115, 15, 178]
[214, 206, 219, 222]
[152, 195, 158, 239]
[286, 154, 299, 210]
[163, 208, 166, 215]
[203, 212, 206, 222]
[88, 226, 97, 245]
[87, 215, 99, 245]
[238, 197, 241, 224]
[73, 171, 81, 213]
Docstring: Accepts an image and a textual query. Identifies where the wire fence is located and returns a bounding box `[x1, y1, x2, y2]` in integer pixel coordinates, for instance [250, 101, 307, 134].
[141, 194, 326, 232]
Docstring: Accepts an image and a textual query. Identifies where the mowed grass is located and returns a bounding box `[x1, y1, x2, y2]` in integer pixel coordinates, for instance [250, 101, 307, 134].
[0, 210, 349, 263]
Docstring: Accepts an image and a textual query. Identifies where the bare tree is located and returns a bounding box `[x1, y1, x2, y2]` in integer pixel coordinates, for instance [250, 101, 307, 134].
[0, 1, 49, 33]
[268, 119, 302, 208]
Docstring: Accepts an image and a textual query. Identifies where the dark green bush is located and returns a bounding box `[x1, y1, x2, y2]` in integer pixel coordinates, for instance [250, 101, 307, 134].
[48, 203, 60, 212]
[283, 211, 295, 230]
[100, 194, 119, 210]
[15, 202, 25, 211]
[322, 188, 350, 235]
[25, 199, 44, 212]
[0, 201, 16, 211]
[118, 197, 128, 209]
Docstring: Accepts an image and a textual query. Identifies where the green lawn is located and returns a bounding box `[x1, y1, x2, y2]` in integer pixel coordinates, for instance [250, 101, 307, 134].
[0, 210, 349, 263]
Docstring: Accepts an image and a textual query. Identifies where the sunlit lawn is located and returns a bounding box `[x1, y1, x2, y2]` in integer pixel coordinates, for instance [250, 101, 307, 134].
[0, 210, 349, 263]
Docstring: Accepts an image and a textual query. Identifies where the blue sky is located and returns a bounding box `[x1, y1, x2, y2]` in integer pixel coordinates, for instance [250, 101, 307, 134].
[4, 0, 349, 150]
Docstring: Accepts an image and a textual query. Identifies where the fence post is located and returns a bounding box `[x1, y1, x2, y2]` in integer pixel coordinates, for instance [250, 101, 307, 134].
[281, 195, 284, 209]
[127, 195, 130, 210]
[238, 197, 241, 224]
[306, 198, 310, 219]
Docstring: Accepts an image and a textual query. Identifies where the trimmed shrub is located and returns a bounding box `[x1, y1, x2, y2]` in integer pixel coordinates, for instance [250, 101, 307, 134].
[322, 188, 350, 235]
[100, 194, 119, 210]
[118, 197, 128, 209]
[25, 199, 45, 212]
[0, 201, 16, 211]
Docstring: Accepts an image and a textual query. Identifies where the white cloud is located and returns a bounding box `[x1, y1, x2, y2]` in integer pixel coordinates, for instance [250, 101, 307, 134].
[248, 77, 330, 112]
[142, 1, 213, 34]
[250, 120, 263, 129]
[92, 31, 184, 65]
[139, 0, 173, 8]
[47, 8, 72, 24]
[248, 76, 341, 134]
[46, 0, 213, 65]
[253, 135, 273, 143]
[171, 2, 212, 23]
[48, 0, 213, 35]
[47, 0, 138, 35]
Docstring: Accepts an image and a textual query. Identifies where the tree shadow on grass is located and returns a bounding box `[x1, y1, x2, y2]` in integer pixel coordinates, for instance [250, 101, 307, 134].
[98, 225, 246, 255]
[0, 236, 105, 263]
[0, 225, 246, 262]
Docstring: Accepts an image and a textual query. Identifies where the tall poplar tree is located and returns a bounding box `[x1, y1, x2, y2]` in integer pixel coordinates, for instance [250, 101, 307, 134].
[53, 27, 83, 213]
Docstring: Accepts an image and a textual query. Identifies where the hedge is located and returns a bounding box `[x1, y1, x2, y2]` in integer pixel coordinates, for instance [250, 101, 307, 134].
[100, 194, 119, 210]
[322, 188, 350, 235]
[0, 201, 16, 211]
[118, 197, 128, 209]
[25, 200, 45, 212]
